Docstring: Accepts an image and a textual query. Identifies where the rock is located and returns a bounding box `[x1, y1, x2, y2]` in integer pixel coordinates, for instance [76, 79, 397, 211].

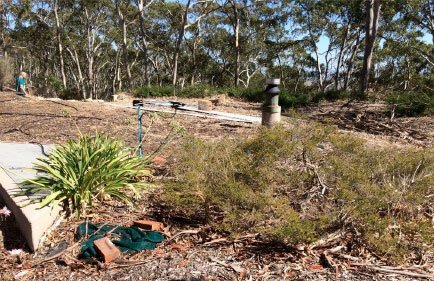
[151, 156, 167, 166]
[198, 100, 213, 111]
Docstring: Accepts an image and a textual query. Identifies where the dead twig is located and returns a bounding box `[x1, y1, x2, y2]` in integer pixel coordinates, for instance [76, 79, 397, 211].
[167, 229, 201, 242]
[203, 238, 228, 246]
[111, 258, 151, 269]
[306, 162, 329, 195]
[32, 240, 82, 267]
[310, 232, 342, 249]
[209, 257, 246, 274]
[411, 159, 424, 184]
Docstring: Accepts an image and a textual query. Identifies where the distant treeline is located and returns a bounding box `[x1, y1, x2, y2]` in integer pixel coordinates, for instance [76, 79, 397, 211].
[0, 0, 432, 100]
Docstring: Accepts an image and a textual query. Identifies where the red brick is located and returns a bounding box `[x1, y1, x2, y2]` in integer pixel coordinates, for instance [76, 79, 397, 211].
[94, 237, 120, 263]
[133, 220, 164, 232]
[151, 156, 167, 166]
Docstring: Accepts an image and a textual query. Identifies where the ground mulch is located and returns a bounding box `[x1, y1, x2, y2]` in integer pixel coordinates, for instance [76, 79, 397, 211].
[0, 92, 433, 280]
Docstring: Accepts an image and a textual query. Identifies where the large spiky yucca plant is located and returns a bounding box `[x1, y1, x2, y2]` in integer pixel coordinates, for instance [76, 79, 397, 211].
[21, 133, 147, 217]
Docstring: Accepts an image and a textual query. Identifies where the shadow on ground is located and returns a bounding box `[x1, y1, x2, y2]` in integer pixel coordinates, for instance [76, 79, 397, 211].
[0, 198, 28, 251]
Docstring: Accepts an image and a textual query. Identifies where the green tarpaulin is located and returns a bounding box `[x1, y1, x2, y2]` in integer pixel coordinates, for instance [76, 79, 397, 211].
[76, 222, 165, 259]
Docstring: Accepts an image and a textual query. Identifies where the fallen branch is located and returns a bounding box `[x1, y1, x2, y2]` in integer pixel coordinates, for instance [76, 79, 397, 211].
[351, 263, 434, 279]
[2, 86, 17, 92]
[32, 240, 82, 267]
[0, 98, 15, 103]
[0, 112, 102, 120]
[46, 100, 79, 111]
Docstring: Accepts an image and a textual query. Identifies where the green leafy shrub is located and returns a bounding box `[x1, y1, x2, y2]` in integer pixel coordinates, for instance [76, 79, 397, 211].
[161, 124, 332, 244]
[59, 88, 82, 100]
[21, 133, 147, 217]
[135, 85, 175, 98]
[280, 91, 310, 107]
[179, 84, 218, 98]
[387, 91, 434, 117]
[226, 87, 263, 102]
[46, 75, 64, 92]
[160, 124, 434, 261]
[326, 134, 434, 262]
[226, 87, 310, 108]
[311, 89, 349, 103]
[135, 84, 219, 98]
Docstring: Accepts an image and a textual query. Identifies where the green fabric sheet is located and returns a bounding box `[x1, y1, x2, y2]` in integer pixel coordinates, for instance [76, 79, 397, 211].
[76, 222, 165, 259]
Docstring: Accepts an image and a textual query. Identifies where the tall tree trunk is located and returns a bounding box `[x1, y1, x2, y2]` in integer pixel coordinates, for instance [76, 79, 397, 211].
[85, 7, 95, 99]
[117, 2, 131, 87]
[112, 49, 121, 95]
[359, 0, 381, 98]
[231, 1, 240, 87]
[234, 16, 240, 87]
[0, 1, 8, 59]
[137, 0, 151, 86]
[172, 0, 191, 86]
[335, 23, 350, 90]
[190, 19, 202, 85]
[322, 45, 332, 91]
[314, 45, 323, 90]
[53, 0, 67, 89]
[66, 47, 86, 99]
[344, 30, 361, 91]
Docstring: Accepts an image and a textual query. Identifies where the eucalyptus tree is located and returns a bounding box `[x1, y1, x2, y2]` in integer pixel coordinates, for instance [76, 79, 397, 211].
[359, 0, 381, 97]
[291, 0, 332, 91]
[135, 0, 156, 86]
[0, 0, 13, 58]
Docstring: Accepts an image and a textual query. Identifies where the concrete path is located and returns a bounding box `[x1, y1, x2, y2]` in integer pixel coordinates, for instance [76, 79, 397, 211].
[0, 142, 60, 251]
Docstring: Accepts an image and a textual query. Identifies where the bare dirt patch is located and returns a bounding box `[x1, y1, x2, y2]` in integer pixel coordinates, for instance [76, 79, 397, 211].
[298, 101, 434, 148]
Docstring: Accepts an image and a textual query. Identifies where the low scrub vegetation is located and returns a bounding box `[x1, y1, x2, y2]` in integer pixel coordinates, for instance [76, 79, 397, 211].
[387, 91, 434, 117]
[135, 84, 346, 108]
[160, 123, 434, 262]
[135, 84, 434, 118]
[21, 133, 148, 217]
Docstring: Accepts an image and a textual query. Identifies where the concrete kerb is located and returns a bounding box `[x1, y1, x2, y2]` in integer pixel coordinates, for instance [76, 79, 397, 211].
[0, 142, 61, 251]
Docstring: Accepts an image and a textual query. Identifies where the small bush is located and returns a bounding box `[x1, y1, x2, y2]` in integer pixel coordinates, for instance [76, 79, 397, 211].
[135, 85, 175, 98]
[161, 124, 331, 244]
[135, 84, 220, 98]
[311, 89, 349, 103]
[0, 57, 13, 89]
[227, 87, 263, 102]
[59, 88, 82, 100]
[280, 92, 310, 107]
[179, 84, 218, 98]
[387, 91, 434, 117]
[21, 133, 148, 217]
[46, 75, 64, 93]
